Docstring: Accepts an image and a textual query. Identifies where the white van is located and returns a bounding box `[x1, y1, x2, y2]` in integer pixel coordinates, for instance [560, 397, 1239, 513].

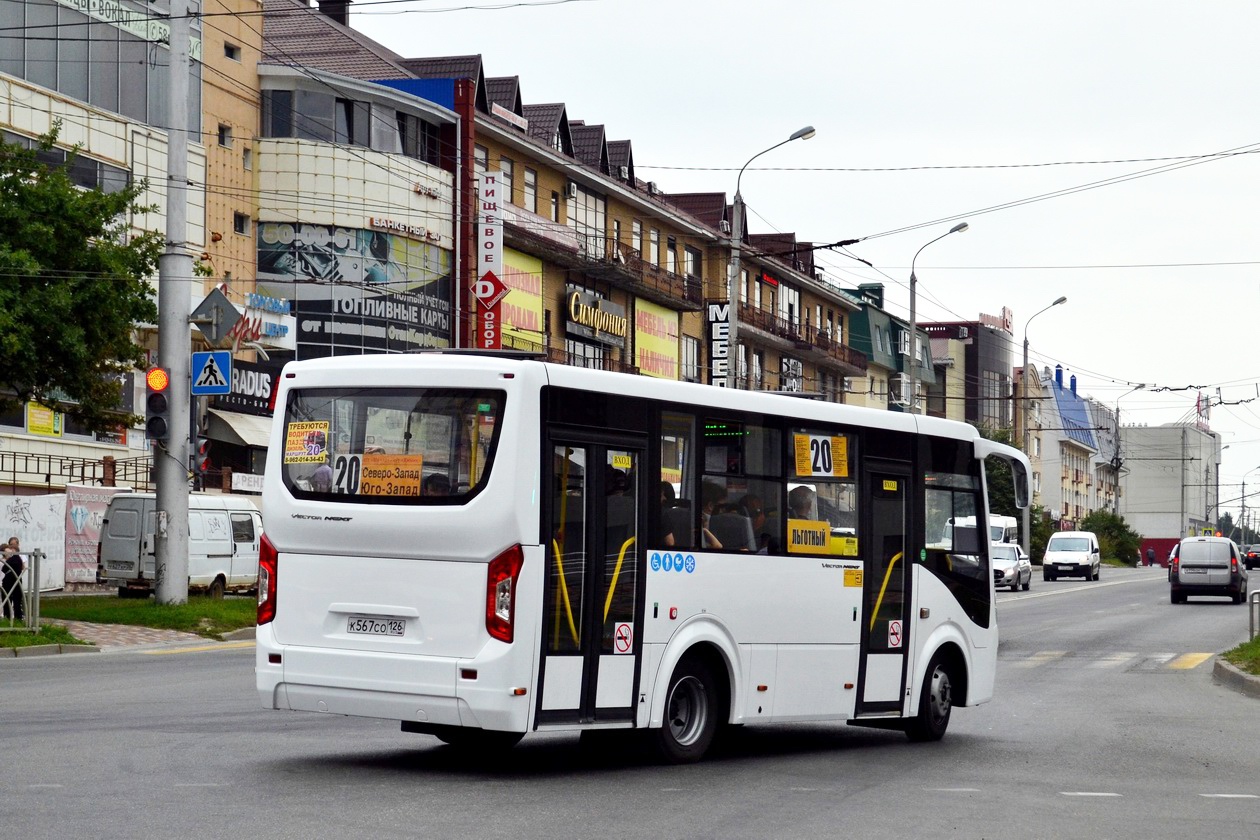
[98, 493, 263, 597]
[1042, 530, 1101, 581]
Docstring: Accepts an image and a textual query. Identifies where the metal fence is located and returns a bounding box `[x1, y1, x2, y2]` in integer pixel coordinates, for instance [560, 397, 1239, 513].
[0, 548, 43, 634]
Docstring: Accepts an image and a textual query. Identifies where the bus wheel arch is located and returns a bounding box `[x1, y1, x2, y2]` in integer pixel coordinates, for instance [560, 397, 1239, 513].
[906, 642, 967, 742]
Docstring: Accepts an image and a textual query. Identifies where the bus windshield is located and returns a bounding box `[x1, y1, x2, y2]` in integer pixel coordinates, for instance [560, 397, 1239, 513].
[280, 387, 505, 503]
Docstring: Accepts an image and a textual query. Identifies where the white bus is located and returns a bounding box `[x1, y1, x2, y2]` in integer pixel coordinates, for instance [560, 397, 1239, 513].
[256, 351, 1029, 763]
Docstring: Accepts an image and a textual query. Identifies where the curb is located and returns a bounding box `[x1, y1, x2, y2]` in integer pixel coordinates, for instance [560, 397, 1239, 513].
[3, 643, 100, 657]
[222, 627, 257, 642]
[1212, 657, 1260, 700]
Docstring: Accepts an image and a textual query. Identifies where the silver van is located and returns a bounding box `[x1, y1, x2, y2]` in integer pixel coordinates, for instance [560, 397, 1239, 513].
[98, 493, 263, 597]
[1169, 536, 1249, 604]
[1042, 530, 1101, 581]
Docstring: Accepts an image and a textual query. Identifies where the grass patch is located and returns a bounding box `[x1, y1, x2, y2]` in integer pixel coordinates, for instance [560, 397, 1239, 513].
[1222, 635, 1260, 676]
[38, 596, 256, 639]
[0, 623, 88, 648]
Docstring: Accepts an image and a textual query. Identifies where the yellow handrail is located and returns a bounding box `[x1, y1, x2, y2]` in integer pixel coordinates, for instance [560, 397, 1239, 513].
[869, 550, 904, 632]
[550, 539, 580, 646]
[603, 536, 637, 622]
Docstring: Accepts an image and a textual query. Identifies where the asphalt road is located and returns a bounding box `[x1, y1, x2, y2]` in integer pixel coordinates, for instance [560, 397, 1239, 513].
[1, 566, 1257, 840]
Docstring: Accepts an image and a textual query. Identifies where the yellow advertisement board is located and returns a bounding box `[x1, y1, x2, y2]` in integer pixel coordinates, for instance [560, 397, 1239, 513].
[27, 403, 62, 437]
[634, 298, 679, 379]
[359, 454, 424, 497]
[502, 248, 545, 348]
[283, 421, 330, 464]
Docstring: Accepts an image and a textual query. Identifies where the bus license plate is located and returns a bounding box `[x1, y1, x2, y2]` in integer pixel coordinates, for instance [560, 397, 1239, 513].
[347, 615, 405, 636]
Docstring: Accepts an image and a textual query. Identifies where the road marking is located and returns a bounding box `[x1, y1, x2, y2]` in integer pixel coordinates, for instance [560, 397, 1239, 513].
[1012, 650, 1068, 668]
[142, 640, 255, 655]
[1168, 653, 1213, 669]
[28, 784, 64, 789]
[924, 788, 981, 793]
[1002, 574, 1164, 604]
[1089, 652, 1136, 668]
[173, 782, 232, 788]
[1199, 794, 1259, 798]
[1062, 792, 1122, 797]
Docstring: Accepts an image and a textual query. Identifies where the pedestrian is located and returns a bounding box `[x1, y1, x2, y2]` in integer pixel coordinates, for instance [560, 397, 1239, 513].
[1146, 547, 1155, 567]
[2, 538, 25, 621]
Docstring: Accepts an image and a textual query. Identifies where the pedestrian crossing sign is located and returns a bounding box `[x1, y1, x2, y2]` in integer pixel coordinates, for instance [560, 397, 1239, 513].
[191, 350, 232, 395]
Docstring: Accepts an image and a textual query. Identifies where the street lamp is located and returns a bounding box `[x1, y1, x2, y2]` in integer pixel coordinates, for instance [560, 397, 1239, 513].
[1240, 465, 1260, 543]
[1112, 383, 1146, 514]
[1020, 294, 1067, 556]
[907, 222, 969, 411]
[726, 125, 816, 389]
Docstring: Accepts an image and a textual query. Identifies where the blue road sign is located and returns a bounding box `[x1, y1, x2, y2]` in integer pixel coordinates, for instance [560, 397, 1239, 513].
[191, 350, 232, 396]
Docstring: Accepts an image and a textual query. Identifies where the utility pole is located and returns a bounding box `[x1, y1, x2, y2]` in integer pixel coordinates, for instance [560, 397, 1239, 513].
[155, 4, 194, 604]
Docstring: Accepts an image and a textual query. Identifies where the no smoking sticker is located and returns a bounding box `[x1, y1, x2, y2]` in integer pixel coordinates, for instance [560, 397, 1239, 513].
[614, 622, 633, 654]
[888, 619, 903, 649]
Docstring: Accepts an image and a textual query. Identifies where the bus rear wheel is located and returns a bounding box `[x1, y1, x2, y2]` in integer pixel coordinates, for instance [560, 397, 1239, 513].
[906, 654, 953, 742]
[652, 656, 718, 764]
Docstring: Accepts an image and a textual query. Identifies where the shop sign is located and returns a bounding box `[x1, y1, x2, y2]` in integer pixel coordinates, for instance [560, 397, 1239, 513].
[707, 302, 731, 387]
[27, 402, 63, 437]
[566, 288, 627, 346]
[215, 359, 283, 417]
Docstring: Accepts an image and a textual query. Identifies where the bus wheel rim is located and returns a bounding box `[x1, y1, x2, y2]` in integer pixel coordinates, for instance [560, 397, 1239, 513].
[667, 675, 707, 746]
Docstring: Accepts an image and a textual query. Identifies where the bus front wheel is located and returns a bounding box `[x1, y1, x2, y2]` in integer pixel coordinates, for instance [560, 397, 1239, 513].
[652, 656, 718, 764]
[906, 654, 953, 742]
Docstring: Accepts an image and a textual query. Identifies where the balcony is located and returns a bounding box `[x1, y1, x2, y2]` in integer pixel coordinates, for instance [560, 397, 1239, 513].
[732, 301, 868, 377]
[501, 331, 640, 376]
[499, 205, 702, 311]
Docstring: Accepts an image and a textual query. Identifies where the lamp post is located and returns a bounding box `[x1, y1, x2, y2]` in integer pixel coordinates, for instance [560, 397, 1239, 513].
[727, 126, 816, 389]
[1020, 295, 1067, 556]
[1113, 383, 1145, 515]
[907, 222, 969, 411]
[1241, 465, 1260, 543]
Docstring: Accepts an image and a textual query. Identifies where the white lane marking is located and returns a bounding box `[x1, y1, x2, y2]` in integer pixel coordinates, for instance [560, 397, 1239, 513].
[28, 784, 64, 789]
[1089, 652, 1136, 668]
[1062, 792, 1122, 797]
[1199, 794, 1259, 799]
[1012, 650, 1068, 668]
[173, 783, 232, 788]
[925, 787, 981, 793]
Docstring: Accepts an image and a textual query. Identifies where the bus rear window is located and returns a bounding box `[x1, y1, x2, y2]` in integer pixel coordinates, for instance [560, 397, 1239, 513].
[281, 388, 505, 504]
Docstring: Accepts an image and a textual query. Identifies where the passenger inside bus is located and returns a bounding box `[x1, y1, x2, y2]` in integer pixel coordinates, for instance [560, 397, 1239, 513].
[422, 473, 450, 496]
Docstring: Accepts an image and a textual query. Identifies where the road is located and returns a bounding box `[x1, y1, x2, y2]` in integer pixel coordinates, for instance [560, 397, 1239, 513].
[1, 566, 1257, 840]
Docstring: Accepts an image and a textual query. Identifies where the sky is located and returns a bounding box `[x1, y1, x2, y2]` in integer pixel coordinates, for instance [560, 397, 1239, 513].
[350, 0, 1260, 518]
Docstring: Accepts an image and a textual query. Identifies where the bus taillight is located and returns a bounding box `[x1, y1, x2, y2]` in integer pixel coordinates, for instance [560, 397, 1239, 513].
[486, 544, 524, 643]
[258, 533, 278, 625]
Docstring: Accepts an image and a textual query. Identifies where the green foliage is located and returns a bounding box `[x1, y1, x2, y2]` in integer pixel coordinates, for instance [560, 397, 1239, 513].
[1029, 505, 1056, 562]
[38, 595, 257, 637]
[1078, 508, 1143, 565]
[0, 623, 87, 648]
[975, 425, 1018, 519]
[1223, 635, 1260, 676]
[0, 124, 160, 431]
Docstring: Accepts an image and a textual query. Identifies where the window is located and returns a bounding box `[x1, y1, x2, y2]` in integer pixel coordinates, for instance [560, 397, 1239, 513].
[923, 441, 989, 626]
[523, 168, 537, 213]
[699, 419, 783, 553]
[739, 268, 748, 304]
[217, 123, 233, 148]
[684, 246, 701, 279]
[224, 42, 242, 61]
[632, 220, 642, 255]
[233, 212, 251, 235]
[682, 336, 700, 383]
[473, 145, 489, 175]
[649, 229, 659, 265]
[335, 98, 370, 147]
[779, 285, 800, 328]
[500, 156, 514, 204]
[751, 351, 764, 389]
[243, 148, 253, 171]
[567, 184, 606, 258]
[612, 219, 621, 245]
[550, 191, 560, 222]
[666, 236, 677, 274]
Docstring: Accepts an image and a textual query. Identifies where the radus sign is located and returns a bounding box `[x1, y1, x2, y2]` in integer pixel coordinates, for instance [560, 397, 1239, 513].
[214, 360, 283, 416]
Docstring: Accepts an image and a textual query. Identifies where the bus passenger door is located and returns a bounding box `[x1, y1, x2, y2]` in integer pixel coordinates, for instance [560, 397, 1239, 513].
[856, 461, 912, 715]
[539, 434, 645, 725]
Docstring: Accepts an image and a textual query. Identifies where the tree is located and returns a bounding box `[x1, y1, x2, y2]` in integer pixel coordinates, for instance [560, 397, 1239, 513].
[1078, 509, 1143, 565]
[976, 425, 1018, 519]
[0, 125, 160, 432]
[1029, 504, 1056, 564]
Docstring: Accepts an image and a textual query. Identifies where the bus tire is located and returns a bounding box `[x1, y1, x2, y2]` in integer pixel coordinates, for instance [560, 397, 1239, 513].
[906, 653, 953, 742]
[652, 655, 719, 764]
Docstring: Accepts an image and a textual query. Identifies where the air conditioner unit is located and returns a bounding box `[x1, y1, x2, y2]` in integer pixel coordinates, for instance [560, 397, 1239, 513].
[890, 374, 910, 405]
[719, 219, 731, 234]
[898, 330, 911, 356]
[566, 182, 578, 199]
[647, 181, 659, 195]
[619, 165, 629, 180]
[842, 377, 858, 394]
[958, 326, 970, 339]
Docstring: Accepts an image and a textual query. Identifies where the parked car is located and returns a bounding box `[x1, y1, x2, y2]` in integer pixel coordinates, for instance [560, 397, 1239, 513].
[1243, 544, 1260, 571]
[1169, 536, 1249, 604]
[991, 542, 1031, 591]
[1042, 531, 1101, 581]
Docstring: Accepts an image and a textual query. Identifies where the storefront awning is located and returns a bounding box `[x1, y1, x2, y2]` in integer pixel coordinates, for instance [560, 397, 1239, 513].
[206, 409, 273, 449]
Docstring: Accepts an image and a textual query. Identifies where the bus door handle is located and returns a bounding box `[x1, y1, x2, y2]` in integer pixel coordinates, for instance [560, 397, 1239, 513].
[920, 608, 930, 619]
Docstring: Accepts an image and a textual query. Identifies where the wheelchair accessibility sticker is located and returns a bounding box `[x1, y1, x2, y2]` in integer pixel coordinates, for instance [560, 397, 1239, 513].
[651, 552, 696, 573]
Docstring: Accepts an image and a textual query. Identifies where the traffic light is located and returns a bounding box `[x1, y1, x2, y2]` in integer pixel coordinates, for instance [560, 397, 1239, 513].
[194, 435, 213, 475]
[145, 366, 171, 441]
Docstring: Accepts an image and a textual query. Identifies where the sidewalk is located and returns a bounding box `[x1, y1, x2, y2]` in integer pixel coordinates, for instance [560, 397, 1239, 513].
[1, 619, 255, 657]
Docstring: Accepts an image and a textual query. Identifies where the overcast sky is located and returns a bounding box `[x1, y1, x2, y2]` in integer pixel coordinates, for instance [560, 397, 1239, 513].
[352, 0, 1260, 516]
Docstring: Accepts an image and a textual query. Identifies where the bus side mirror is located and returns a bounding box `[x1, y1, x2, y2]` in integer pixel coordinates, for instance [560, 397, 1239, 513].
[1010, 460, 1029, 508]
